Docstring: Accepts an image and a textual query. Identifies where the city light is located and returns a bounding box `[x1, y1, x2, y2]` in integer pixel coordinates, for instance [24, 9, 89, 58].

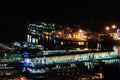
[106, 26, 110, 31]
[79, 29, 82, 33]
[106, 25, 117, 31]
[105, 25, 117, 37]
[112, 25, 116, 29]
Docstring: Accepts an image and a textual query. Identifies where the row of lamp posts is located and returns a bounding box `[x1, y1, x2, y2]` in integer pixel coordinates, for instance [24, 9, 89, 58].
[105, 25, 117, 37]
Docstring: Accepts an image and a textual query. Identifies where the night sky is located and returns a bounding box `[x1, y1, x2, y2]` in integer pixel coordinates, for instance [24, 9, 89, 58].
[0, 0, 120, 43]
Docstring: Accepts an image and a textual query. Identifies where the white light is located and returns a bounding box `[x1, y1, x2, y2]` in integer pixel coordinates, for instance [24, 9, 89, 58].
[79, 29, 82, 33]
[112, 25, 116, 29]
[106, 26, 109, 30]
[61, 42, 63, 45]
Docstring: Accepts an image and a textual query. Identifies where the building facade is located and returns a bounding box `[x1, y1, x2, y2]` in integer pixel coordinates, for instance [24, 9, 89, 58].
[27, 22, 57, 49]
[27, 21, 102, 50]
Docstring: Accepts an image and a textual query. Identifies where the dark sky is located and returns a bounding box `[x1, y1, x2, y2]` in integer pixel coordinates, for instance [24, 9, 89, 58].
[0, 0, 120, 42]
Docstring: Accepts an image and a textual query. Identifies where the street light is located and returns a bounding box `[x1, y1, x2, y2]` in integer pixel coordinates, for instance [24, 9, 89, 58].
[105, 26, 110, 37]
[106, 25, 117, 31]
[112, 25, 117, 33]
[112, 25, 116, 29]
[79, 29, 82, 33]
[106, 26, 110, 31]
[106, 25, 117, 37]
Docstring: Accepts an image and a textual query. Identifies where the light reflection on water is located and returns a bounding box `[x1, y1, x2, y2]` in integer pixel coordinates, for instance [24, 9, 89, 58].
[1, 44, 120, 80]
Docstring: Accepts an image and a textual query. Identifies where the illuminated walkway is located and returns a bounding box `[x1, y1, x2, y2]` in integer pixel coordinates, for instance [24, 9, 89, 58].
[30, 51, 118, 65]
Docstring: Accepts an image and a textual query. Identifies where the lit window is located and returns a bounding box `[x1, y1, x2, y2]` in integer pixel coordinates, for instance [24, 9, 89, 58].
[32, 38, 36, 44]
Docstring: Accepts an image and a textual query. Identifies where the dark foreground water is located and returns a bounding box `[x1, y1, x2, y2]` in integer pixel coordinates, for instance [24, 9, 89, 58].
[0, 59, 120, 80]
[1, 44, 120, 80]
[102, 63, 120, 80]
[22, 58, 120, 80]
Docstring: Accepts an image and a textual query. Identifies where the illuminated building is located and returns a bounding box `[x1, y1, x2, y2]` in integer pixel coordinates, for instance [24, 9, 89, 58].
[27, 22, 101, 50]
[27, 22, 56, 49]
